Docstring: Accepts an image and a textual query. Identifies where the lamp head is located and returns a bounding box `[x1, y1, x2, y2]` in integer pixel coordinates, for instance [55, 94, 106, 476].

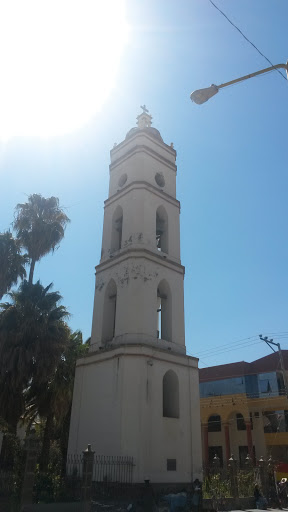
[190, 84, 219, 104]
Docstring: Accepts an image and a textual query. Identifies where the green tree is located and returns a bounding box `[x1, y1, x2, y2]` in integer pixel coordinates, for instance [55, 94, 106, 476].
[0, 280, 70, 467]
[25, 330, 89, 471]
[0, 231, 28, 299]
[13, 194, 70, 284]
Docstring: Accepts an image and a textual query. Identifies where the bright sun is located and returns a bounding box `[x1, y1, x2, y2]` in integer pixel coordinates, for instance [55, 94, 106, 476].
[0, 0, 129, 140]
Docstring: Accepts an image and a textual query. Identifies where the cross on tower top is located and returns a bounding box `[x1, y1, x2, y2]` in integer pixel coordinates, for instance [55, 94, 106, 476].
[137, 105, 152, 129]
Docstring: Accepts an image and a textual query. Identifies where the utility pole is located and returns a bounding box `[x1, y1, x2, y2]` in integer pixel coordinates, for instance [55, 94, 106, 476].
[259, 335, 288, 398]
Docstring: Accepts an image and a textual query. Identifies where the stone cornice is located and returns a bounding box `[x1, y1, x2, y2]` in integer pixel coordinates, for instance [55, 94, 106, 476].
[110, 144, 177, 173]
[104, 181, 180, 210]
[76, 343, 199, 370]
[110, 129, 176, 159]
[96, 247, 185, 275]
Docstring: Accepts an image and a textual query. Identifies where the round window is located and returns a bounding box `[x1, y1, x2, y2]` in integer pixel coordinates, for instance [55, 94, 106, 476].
[118, 173, 127, 188]
[155, 172, 165, 188]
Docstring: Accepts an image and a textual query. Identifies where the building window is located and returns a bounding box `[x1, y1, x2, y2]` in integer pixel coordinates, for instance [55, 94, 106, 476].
[156, 206, 168, 253]
[111, 206, 123, 252]
[239, 446, 255, 468]
[264, 410, 288, 433]
[102, 279, 117, 342]
[157, 280, 172, 342]
[259, 379, 271, 393]
[163, 370, 179, 418]
[208, 415, 222, 432]
[236, 413, 246, 431]
[208, 446, 223, 467]
[277, 373, 285, 395]
[167, 459, 176, 471]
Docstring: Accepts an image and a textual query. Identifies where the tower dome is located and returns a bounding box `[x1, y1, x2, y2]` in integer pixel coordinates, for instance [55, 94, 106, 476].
[125, 105, 163, 142]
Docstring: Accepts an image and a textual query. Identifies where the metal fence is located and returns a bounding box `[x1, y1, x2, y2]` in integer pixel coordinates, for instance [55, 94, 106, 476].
[67, 454, 134, 483]
[65, 453, 134, 500]
[0, 469, 14, 496]
[202, 455, 279, 509]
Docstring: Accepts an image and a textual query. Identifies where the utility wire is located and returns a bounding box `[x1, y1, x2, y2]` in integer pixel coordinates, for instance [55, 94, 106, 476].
[187, 339, 262, 362]
[188, 333, 288, 362]
[208, 0, 287, 82]
[194, 335, 258, 356]
[193, 336, 260, 357]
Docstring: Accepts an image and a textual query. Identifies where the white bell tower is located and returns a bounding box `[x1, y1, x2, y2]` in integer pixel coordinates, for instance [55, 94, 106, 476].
[68, 108, 202, 483]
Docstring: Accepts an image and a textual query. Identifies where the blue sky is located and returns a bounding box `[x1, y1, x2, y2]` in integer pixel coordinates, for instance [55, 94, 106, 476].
[1, 0, 288, 368]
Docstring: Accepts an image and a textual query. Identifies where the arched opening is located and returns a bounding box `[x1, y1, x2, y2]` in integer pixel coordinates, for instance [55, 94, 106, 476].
[157, 280, 172, 342]
[111, 206, 123, 252]
[102, 279, 117, 342]
[236, 413, 246, 431]
[208, 414, 222, 432]
[163, 370, 179, 418]
[156, 206, 168, 253]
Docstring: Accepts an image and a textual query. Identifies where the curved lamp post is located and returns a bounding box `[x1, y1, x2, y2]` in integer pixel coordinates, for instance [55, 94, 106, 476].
[190, 62, 288, 104]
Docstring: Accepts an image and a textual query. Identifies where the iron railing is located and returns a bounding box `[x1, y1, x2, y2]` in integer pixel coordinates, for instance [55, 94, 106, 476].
[65, 453, 134, 500]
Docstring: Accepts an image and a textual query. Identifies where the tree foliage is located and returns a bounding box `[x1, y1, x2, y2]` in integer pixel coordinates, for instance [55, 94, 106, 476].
[13, 194, 70, 284]
[0, 281, 70, 431]
[0, 231, 28, 300]
[25, 330, 89, 470]
[0, 193, 86, 475]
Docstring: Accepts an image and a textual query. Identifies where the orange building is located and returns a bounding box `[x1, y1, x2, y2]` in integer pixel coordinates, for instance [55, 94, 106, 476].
[199, 352, 288, 468]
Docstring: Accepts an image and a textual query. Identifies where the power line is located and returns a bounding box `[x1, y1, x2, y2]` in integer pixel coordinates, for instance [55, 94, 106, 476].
[187, 333, 288, 364]
[208, 0, 287, 82]
[193, 335, 259, 356]
[194, 340, 261, 358]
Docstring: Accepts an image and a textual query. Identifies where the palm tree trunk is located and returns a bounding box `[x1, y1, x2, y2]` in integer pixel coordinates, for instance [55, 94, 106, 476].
[60, 407, 71, 476]
[39, 414, 53, 472]
[0, 420, 18, 470]
[28, 259, 36, 284]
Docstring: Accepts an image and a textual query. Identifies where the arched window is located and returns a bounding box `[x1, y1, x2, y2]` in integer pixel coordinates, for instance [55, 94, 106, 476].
[236, 413, 246, 431]
[157, 280, 172, 342]
[208, 415, 222, 432]
[163, 370, 179, 418]
[156, 206, 168, 253]
[102, 279, 117, 342]
[111, 206, 123, 252]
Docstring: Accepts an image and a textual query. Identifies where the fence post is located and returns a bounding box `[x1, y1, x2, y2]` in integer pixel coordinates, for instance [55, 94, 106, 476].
[228, 454, 238, 499]
[82, 444, 95, 508]
[258, 456, 267, 496]
[212, 454, 220, 473]
[245, 453, 252, 469]
[20, 428, 40, 509]
[267, 456, 277, 504]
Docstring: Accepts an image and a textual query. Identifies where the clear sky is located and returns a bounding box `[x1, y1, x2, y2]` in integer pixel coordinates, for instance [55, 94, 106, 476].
[1, 0, 288, 368]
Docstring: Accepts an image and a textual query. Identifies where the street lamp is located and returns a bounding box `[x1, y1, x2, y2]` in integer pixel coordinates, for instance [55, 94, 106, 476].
[190, 62, 288, 104]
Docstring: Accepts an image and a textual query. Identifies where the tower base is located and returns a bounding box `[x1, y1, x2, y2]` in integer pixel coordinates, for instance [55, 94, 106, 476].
[68, 343, 202, 483]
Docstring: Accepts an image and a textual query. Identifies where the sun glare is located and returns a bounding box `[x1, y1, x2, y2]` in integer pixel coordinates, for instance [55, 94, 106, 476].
[0, 0, 129, 140]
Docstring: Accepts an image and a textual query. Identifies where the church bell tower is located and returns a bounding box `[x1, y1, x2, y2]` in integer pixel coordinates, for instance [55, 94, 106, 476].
[68, 108, 202, 483]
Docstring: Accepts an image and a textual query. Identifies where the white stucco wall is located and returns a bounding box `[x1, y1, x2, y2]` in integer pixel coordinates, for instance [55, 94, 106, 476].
[101, 185, 181, 262]
[109, 133, 177, 199]
[68, 345, 202, 483]
[68, 115, 202, 485]
[90, 253, 185, 352]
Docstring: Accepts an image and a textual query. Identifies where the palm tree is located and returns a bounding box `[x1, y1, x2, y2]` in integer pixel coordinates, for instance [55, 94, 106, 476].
[25, 331, 89, 471]
[0, 231, 28, 299]
[13, 194, 70, 284]
[0, 280, 70, 467]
